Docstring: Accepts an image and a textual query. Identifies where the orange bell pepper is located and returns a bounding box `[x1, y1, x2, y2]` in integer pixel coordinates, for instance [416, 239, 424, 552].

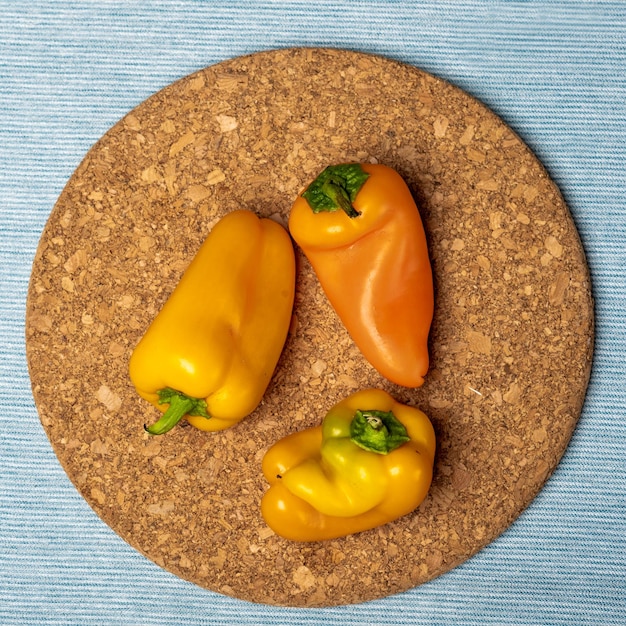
[288, 163, 434, 388]
[261, 388, 436, 542]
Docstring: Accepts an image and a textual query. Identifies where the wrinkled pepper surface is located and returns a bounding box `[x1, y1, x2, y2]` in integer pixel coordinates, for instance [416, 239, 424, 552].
[129, 209, 296, 434]
[289, 163, 434, 387]
[261, 388, 436, 541]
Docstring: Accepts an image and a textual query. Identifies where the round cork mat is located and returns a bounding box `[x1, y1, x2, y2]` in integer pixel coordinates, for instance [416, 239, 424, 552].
[26, 48, 593, 606]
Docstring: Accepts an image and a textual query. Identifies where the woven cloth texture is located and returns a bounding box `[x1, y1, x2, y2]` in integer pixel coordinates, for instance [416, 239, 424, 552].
[1, 1, 625, 624]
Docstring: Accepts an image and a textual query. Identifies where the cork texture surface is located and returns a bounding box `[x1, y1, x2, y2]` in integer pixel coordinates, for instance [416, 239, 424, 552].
[25, 48, 594, 606]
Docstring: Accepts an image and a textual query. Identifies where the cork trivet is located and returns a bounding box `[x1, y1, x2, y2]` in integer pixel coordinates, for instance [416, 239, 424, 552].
[25, 48, 593, 606]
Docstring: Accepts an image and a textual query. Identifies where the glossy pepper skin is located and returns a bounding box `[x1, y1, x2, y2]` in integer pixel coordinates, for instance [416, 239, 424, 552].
[289, 163, 434, 387]
[129, 210, 296, 434]
[261, 388, 436, 542]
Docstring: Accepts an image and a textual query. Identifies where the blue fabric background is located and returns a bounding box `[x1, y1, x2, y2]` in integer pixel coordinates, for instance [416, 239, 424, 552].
[1, 1, 624, 624]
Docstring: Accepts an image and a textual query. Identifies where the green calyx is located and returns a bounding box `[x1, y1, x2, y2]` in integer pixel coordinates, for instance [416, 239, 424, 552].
[301, 163, 369, 218]
[350, 409, 410, 455]
[144, 387, 211, 435]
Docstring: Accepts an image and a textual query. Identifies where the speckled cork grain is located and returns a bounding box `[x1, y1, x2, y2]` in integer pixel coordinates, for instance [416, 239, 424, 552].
[26, 48, 593, 606]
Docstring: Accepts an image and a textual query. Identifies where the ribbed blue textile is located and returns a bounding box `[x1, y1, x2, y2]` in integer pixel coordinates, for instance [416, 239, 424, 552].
[1, 1, 625, 624]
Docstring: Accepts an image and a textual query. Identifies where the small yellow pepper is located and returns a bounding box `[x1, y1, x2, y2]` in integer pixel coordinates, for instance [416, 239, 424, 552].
[261, 389, 436, 541]
[129, 210, 296, 434]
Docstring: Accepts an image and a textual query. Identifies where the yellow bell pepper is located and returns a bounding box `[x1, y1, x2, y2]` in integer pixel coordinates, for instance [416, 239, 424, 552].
[129, 209, 296, 434]
[261, 389, 436, 541]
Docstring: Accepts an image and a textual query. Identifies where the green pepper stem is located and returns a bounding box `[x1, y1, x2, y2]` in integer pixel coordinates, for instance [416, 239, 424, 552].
[321, 177, 360, 218]
[301, 163, 369, 218]
[350, 409, 410, 454]
[144, 387, 211, 436]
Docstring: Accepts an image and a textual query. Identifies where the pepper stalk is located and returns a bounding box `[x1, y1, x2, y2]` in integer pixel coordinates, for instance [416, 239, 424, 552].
[144, 387, 211, 435]
[301, 163, 370, 218]
[350, 409, 410, 454]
